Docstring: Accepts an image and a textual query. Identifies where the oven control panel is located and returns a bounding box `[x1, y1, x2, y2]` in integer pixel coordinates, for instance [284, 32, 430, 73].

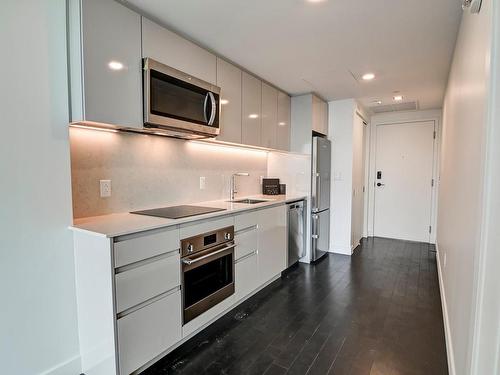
[180, 226, 234, 257]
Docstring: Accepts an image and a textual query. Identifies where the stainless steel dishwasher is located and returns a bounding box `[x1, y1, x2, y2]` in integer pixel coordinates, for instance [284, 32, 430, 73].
[287, 200, 306, 267]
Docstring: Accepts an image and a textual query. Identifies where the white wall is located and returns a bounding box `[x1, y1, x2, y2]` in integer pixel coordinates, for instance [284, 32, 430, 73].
[327, 99, 370, 255]
[367, 109, 442, 243]
[0, 1, 81, 374]
[70, 129, 267, 218]
[328, 99, 356, 255]
[436, 1, 496, 374]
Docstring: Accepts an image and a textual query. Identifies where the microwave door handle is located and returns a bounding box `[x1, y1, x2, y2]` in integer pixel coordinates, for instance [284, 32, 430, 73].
[203, 93, 209, 123]
[207, 92, 216, 125]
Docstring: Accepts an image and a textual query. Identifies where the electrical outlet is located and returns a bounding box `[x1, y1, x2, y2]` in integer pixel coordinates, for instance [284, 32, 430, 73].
[100, 180, 111, 198]
[199, 176, 206, 190]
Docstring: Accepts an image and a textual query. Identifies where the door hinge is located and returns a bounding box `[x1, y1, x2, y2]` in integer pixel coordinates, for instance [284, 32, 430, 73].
[433, 131, 436, 139]
[431, 179, 434, 187]
[429, 226, 432, 234]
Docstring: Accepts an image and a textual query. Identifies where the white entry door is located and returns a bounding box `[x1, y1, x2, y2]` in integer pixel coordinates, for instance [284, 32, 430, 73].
[373, 121, 435, 242]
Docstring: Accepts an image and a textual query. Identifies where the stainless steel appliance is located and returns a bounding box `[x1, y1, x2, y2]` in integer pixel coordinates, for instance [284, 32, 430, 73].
[143, 58, 221, 139]
[131, 205, 225, 219]
[311, 136, 331, 262]
[287, 200, 306, 267]
[181, 226, 235, 324]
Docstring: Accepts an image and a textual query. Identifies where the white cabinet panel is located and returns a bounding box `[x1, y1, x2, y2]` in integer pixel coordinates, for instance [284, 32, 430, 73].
[216, 58, 242, 143]
[115, 252, 180, 313]
[276, 91, 291, 151]
[312, 95, 328, 136]
[235, 211, 259, 231]
[142, 18, 217, 85]
[261, 83, 278, 149]
[117, 291, 181, 375]
[114, 227, 179, 268]
[179, 216, 233, 239]
[241, 72, 262, 146]
[258, 205, 287, 284]
[78, 0, 142, 128]
[235, 228, 258, 260]
[235, 252, 259, 302]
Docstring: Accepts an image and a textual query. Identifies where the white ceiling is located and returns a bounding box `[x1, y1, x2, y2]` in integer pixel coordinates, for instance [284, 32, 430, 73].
[125, 0, 462, 110]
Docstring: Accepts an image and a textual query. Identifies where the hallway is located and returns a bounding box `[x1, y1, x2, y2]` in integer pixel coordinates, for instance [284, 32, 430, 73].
[144, 238, 448, 375]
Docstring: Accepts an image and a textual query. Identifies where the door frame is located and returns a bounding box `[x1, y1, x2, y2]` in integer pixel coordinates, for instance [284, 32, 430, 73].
[365, 110, 442, 244]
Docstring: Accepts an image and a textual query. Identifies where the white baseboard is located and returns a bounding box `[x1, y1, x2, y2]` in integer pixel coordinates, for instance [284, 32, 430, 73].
[39, 354, 81, 375]
[331, 245, 353, 255]
[435, 243, 456, 375]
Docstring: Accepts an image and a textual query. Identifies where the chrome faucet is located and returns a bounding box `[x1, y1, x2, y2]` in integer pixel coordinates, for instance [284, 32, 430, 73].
[230, 172, 249, 201]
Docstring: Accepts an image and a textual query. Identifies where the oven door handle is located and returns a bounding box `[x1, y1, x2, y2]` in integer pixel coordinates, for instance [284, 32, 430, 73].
[182, 243, 236, 265]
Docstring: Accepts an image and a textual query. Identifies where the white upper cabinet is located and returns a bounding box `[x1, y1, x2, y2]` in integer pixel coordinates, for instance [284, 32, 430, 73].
[312, 94, 328, 136]
[216, 58, 242, 143]
[276, 91, 291, 151]
[142, 18, 217, 85]
[69, 0, 142, 129]
[241, 72, 262, 147]
[261, 83, 278, 149]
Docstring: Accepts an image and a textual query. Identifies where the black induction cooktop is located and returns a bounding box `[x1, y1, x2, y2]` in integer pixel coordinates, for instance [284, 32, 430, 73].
[131, 205, 226, 219]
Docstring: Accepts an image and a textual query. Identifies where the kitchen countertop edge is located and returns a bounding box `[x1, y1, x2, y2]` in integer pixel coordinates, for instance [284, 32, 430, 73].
[69, 195, 308, 238]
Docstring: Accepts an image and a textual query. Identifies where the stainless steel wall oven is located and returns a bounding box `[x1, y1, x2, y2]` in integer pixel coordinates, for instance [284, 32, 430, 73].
[181, 226, 235, 324]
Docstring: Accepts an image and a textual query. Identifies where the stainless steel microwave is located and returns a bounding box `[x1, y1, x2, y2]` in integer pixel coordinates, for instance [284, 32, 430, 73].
[143, 58, 221, 139]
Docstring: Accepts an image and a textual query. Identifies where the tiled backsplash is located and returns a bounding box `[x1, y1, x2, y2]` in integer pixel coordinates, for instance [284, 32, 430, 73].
[70, 128, 268, 218]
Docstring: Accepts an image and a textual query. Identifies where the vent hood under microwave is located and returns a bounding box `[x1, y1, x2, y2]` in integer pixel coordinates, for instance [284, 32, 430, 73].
[143, 58, 221, 139]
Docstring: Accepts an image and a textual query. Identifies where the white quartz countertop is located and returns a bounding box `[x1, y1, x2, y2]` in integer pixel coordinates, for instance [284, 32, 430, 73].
[70, 195, 307, 238]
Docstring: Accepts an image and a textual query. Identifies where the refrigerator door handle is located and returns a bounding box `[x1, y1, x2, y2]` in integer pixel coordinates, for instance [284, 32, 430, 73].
[313, 174, 321, 213]
[312, 214, 319, 239]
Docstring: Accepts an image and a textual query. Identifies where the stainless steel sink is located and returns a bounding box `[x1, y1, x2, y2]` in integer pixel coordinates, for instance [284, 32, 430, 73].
[228, 199, 270, 204]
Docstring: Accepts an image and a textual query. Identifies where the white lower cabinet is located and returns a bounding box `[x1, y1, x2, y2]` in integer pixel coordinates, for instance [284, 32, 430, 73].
[117, 290, 182, 375]
[258, 205, 287, 284]
[235, 252, 259, 301]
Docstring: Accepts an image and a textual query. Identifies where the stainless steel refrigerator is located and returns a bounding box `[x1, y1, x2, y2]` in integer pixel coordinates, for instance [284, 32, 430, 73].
[311, 136, 331, 262]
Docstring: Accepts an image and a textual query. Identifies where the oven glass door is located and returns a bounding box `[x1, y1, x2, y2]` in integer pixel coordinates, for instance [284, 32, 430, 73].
[150, 69, 220, 127]
[182, 245, 234, 323]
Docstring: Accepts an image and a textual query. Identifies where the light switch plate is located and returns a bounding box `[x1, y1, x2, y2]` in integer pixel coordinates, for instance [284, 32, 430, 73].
[100, 180, 111, 198]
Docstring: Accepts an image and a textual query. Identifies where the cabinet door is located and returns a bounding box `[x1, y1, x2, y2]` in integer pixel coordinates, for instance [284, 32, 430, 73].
[216, 58, 242, 143]
[312, 95, 328, 136]
[81, 0, 142, 128]
[258, 206, 287, 284]
[261, 83, 278, 149]
[235, 252, 259, 302]
[142, 18, 217, 85]
[117, 290, 181, 375]
[241, 72, 262, 146]
[276, 91, 291, 151]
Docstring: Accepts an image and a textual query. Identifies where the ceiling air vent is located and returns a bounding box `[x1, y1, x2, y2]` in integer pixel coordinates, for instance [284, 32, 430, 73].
[371, 101, 419, 114]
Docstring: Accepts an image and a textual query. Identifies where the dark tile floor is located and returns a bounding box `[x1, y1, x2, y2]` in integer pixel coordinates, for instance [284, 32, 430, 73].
[143, 237, 448, 375]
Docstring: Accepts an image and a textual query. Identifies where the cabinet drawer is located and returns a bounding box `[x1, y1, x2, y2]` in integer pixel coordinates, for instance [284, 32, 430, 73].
[114, 227, 179, 268]
[235, 252, 259, 302]
[235, 229, 258, 260]
[235, 211, 259, 232]
[115, 252, 180, 313]
[117, 291, 181, 375]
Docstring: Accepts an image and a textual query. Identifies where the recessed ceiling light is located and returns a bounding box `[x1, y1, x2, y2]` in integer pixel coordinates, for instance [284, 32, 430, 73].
[306, 0, 326, 3]
[393, 95, 404, 101]
[362, 73, 375, 81]
[372, 100, 382, 105]
[278, 122, 286, 126]
[220, 99, 229, 105]
[248, 114, 259, 119]
[108, 61, 124, 70]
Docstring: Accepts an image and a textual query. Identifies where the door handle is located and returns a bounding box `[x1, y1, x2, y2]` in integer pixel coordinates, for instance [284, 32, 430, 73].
[207, 92, 216, 125]
[376, 182, 385, 187]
